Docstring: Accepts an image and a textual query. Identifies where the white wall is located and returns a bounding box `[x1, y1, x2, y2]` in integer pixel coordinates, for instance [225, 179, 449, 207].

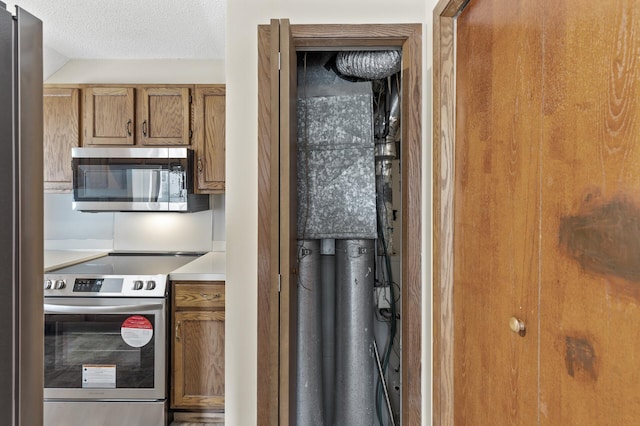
[45, 59, 225, 84]
[226, 0, 440, 424]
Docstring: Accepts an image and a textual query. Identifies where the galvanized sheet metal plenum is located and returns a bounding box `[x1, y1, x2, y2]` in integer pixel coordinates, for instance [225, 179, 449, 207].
[296, 82, 377, 240]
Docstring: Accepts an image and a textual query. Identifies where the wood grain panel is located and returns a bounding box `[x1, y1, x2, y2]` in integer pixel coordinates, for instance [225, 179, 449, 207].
[149, 95, 182, 137]
[83, 87, 134, 145]
[397, 23, 423, 426]
[172, 310, 225, 409]
[540, 1, 640, 423]
[279, 18, 299, 426]
[139, 87, 191, 145]
[174, 282, 225, 309]
[291, 23, 423, 46]
[454, 0, 543, 423]
[43, 87, 79, 192]
[437, 1, 640, 424]
[194, 85, 226, 192]
[257, 22, 280, 426]
[432, 1, 458, 423]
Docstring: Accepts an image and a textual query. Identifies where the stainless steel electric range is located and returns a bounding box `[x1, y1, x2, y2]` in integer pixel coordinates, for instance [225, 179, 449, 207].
[43, 252, 202, 426]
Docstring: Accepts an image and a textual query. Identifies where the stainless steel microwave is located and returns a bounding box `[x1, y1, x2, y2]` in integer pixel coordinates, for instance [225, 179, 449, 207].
[71, 147, 209, 212]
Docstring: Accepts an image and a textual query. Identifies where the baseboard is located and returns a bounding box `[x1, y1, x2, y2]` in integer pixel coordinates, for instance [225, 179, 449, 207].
[171, 411, 224, 425]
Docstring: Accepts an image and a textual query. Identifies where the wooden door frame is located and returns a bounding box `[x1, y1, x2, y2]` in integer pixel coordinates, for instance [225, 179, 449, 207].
[432, 0, 469, 424]
[257, 22, 422, 425]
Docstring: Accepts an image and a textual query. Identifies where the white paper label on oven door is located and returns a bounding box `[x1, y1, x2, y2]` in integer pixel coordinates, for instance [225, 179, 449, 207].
[121, 315, 153, 347]
[82, 364, 116, 388]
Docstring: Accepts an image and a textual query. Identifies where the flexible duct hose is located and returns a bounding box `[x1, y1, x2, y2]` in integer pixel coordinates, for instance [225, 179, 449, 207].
[335, 50, 401, 80]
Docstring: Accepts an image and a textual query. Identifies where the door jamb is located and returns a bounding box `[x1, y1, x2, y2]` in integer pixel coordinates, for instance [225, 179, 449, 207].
[257, 22, 422, 425]
[432, 0, 469, 424]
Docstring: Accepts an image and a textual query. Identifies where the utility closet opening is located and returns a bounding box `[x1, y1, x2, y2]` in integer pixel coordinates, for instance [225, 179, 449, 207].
[294, 49, 403, 426]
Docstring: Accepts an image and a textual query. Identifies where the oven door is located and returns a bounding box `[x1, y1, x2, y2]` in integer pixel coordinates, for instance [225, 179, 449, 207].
[44, 297, 166, 400]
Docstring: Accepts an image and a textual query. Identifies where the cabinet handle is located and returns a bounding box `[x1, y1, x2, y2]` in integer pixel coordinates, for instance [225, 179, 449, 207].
[175, 320, 181, 342]
[142, 120, 148, 137]
[197, 158, 203, 173]
[126, 119, 132, 136]
[200, 292, 221, 300]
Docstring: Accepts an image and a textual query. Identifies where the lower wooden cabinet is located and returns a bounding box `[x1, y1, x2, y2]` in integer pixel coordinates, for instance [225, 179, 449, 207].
[171, 281, 225, 411]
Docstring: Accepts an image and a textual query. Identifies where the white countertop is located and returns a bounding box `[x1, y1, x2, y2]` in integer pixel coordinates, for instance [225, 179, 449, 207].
[44, 250, 226, 282]
[44, 250, 110, 272]
[169, 251, 226, 281]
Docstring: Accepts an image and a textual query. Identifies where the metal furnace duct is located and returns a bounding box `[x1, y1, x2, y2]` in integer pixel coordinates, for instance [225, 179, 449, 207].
[297, 82, 377, 240]
[334, 239, 375, 425]
[296, 239, 324, 425]
[320, 244, 336, 425]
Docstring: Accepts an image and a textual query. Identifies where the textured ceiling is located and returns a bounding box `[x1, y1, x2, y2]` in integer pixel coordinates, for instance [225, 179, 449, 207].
[5, 0, 226, 60]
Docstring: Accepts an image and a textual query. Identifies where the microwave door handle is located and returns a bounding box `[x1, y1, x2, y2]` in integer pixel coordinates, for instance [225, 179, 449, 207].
[158, 169, 167, 201]
[44, 302, 164, 314]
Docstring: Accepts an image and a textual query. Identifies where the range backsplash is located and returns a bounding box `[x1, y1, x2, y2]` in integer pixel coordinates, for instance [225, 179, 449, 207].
[44, 193, 225, 252]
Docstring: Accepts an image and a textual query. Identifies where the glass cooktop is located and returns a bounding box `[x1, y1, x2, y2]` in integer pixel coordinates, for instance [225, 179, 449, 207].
[48, 252, 202, 276]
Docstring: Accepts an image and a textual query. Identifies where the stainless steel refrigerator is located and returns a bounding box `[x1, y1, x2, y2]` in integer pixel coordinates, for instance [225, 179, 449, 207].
[0, 2, 43, 425]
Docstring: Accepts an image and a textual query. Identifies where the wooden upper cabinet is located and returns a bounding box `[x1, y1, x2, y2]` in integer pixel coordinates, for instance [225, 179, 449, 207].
[193, 85, 225, 192]
[83, 87, 135, 145]
[43, 87, 80, 192]
[138, 87, 192, 146]
[82, 85, 192, 146]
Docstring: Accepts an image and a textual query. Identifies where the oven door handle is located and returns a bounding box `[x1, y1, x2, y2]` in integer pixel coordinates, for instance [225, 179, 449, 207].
[44, 303, 164, 314]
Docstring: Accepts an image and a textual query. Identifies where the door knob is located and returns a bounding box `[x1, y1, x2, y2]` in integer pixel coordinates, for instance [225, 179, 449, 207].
[509, 317, 526, 335]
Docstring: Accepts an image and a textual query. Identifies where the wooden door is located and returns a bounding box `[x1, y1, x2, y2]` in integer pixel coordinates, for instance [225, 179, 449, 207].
[540, 1, 640, 423]
[193, 85, 226, 192]
[452, 0, 543, 423]
[83, 87, 134, 145]
[139, 87, 191, 146]
[435, 0, 640, 424]
[43, 87, 80, 192]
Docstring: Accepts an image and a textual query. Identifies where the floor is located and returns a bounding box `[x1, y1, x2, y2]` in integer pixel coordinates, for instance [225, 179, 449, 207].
[170, 422, 224, 426]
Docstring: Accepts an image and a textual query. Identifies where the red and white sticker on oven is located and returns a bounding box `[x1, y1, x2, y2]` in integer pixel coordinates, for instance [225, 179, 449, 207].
[121, 315, 153, 347]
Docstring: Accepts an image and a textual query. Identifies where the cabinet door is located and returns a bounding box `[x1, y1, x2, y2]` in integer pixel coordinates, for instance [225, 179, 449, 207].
[194, 85, 225, 192]
[172, 310, 225, 409]
[139, 87, 191, 146]
[83, 87, 135, 145]
[43, 87, 80, 192]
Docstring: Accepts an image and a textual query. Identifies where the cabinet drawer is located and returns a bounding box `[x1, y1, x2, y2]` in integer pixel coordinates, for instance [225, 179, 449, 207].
[174, 283, 225, 309]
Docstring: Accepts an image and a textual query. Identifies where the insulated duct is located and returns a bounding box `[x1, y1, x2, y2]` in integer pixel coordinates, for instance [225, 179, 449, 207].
[296, 239, 324, 425]
[335, 50, 401, 81]
[297, 82, 377, 240]
[334, 239, 375, 426]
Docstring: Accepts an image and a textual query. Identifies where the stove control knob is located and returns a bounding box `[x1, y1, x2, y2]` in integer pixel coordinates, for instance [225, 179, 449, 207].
[145, 280, 156, 290]
[54, 280, 66, 290]
[133, 280, 144, 290]
[44, 280, 52, 290]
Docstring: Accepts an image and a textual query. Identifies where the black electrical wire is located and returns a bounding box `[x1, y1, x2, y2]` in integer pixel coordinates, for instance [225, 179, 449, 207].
[375, 190, 397, 426]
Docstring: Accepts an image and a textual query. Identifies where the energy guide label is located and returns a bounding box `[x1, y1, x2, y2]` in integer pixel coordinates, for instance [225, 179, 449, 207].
[121, 315, 153, 347]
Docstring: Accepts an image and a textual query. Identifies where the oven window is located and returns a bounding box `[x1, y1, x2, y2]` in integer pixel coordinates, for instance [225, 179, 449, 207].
[45, 314, 156, 389]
